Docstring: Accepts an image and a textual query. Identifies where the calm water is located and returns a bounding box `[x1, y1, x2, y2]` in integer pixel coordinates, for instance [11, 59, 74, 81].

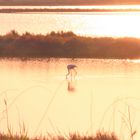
[1, 9, 140, 37]
[1, 5, 140, 140]
[1, 5, 140, 9]
[0, 58, 140, 140]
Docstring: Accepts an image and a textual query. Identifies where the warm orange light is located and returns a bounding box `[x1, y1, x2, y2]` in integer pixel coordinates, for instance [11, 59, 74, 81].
[75, 11, 140, 38]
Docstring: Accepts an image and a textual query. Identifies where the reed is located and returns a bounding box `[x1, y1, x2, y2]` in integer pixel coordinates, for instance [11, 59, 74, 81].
[2, 99, 119, 140]
[0, 131, 119, 140]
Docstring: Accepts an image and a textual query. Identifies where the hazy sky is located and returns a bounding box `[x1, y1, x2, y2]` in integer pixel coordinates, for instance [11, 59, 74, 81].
[66, 0, 140, 5]
[1, 0, 140, 5]
[96, 0, 140, 4]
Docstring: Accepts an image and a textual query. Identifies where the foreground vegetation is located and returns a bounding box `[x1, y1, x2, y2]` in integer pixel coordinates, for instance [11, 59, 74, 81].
[0, 30, 140, 59]
[0, 131, 118, 140]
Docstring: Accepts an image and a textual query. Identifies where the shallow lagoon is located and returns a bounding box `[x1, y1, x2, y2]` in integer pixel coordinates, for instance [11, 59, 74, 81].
[0, 58, 140, 140]
[1, 11, 140, 38]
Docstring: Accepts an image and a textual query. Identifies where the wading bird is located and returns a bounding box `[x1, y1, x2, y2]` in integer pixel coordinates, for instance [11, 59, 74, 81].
[66, 64, 77, 80]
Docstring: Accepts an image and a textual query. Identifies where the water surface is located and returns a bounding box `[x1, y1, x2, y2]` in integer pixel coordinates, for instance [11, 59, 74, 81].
[1, 5, 140, 10]
[1, 11, 140, 38]
[0, 58, 140, 140]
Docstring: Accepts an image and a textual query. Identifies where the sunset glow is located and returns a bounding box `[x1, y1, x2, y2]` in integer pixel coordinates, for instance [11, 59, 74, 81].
[1, 5, 140, 10]
[77, 12, 140, 38]
[1, 3, 140, 140]
[1, 11, 140, 38]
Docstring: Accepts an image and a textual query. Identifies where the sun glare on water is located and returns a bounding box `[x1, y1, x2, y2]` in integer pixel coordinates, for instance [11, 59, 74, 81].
[76, 11, 140, 38]
[1, 5, 140, 10]
[1, 5, 140, 38]
[127, 59, 140, 63]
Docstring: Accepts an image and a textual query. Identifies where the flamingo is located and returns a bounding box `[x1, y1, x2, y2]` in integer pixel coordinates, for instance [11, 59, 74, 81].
[66, 64, 77, 80]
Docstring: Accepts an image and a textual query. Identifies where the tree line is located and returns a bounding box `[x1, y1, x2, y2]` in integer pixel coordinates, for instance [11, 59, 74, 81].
[0, 30, 140, 59]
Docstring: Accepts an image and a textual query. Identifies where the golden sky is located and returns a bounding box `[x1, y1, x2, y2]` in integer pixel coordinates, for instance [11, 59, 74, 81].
[1, 0, 140, 5]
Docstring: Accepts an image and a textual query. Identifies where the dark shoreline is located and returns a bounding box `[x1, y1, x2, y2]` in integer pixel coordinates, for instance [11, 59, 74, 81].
[0, 8, 140, 13]
[0, 30, 140, 59]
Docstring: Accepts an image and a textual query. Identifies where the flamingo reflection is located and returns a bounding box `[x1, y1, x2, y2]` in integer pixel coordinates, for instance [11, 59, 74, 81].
[66, 64, 77, 80]
[66, 64, 77, 92]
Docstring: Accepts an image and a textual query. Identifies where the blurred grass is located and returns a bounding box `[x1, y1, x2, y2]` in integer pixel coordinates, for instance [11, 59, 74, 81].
[0, 131, 118, 140]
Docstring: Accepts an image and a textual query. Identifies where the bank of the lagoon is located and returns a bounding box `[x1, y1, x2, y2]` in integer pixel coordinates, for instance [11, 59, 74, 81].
[0, 31, 140, 59]
[1, 8, 140, 13]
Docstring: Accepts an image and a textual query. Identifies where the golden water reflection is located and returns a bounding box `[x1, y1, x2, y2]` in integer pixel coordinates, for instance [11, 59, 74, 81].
[1, 5, 140, 10]
[1, 11, 140, 38]
[0, 58, 140, 140]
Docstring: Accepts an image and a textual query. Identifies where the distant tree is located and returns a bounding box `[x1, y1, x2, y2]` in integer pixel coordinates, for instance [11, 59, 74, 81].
[5, 30, 19, 39]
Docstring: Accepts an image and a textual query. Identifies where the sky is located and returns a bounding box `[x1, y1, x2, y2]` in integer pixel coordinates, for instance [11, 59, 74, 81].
[1, 0, 140, 5]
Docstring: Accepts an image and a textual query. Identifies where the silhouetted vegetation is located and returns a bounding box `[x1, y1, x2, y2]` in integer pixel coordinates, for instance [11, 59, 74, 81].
[0, 131, 118, 140]
[0, 30, 140, 59]
[1, 8, 140, 13]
